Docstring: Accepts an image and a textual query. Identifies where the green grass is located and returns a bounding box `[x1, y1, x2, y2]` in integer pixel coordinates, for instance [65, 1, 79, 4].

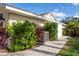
[57, 37, 79, 56]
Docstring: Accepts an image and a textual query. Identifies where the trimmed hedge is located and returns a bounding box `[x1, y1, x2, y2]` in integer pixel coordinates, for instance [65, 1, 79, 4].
[44, 21, 58, 41]
[6, 20, 37, 52]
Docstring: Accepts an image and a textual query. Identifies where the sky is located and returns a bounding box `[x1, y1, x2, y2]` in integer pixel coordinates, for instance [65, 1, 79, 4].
[7, 3, 79, 21]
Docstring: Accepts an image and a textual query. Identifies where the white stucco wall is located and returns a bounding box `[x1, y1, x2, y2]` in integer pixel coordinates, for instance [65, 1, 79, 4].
[42, 13, 56, 22]
[0, 4, 9, 27]
[58, 23, 63, 38]
[8, 13, 46, 26]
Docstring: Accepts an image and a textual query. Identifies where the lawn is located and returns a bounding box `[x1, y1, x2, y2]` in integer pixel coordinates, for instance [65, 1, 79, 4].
[57, 37, 79, 56]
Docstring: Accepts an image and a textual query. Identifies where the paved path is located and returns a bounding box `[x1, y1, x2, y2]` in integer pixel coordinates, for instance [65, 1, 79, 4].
[0, 36, 69, 56]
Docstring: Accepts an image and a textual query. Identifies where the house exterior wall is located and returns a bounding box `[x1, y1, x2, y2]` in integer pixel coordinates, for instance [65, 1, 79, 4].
[8, 13, 46, 26]
[0, 4, 9, 27]
[42, 13, 56, 22]
[58, 23, 63, 38]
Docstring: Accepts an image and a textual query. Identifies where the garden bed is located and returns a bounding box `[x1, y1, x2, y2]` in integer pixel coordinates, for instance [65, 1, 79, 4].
[57, 37, 79, 56]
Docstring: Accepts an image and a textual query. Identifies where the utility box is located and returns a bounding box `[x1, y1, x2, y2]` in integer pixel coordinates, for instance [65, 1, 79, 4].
[43, 31, 49, 44]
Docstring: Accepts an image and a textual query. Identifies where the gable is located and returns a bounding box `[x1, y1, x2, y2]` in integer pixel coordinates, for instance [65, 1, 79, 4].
[40, 12, 56, 22]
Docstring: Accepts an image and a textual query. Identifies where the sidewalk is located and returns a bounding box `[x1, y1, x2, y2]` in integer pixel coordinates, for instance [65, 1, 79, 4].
[0, 36, 69, 56]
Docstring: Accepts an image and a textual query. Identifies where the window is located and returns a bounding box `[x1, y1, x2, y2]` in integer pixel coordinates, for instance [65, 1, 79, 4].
[0, 14, 3, 20]
[0, 14, 3, 18]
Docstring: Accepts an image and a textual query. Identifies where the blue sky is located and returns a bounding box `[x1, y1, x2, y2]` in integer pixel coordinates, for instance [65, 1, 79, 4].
[8, 3, 79, 21]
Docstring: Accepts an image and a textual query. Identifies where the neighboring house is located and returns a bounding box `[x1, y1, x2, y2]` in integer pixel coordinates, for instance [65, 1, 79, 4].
[0, 3, 66, 39]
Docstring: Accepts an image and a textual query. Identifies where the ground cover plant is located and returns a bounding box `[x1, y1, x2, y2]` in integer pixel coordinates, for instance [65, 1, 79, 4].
[57, 37, 79, 56]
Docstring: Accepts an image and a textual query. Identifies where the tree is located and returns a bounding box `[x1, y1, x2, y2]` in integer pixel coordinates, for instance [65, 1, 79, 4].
[61, 17, 74, 24]
[63, 17, 79, 36]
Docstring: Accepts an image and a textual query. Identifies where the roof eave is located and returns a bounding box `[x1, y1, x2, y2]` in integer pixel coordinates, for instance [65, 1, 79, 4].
[6, 5, 50, 21]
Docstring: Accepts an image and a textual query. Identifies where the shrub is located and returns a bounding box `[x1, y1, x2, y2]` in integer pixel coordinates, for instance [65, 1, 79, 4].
[0, 27, 9, 49]
[36, 26, 44, 42]
[58, 37, 79, 56]
[44, 21, 58, 41]
[63, 19, 79, 37]
[69, 38, 79, 51]
[58, 49, 78, 56]
[6, 20, 37, 52]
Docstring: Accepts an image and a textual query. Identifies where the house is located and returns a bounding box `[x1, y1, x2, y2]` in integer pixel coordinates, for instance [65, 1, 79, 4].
[0, 3, 66, 39]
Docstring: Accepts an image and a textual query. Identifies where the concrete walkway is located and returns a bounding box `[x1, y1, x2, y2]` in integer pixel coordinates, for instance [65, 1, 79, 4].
[0, 36, 69, 56]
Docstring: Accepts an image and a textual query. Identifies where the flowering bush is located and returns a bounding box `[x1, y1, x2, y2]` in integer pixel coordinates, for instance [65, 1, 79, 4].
[0, 27, 9, 49]
[36, 26, 44, 42]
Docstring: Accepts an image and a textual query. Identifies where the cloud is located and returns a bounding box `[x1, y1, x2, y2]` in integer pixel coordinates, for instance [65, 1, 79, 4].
[52, 9, 67, 17]
[55, 17, 63, 21]
[74, 13, 79, 17]
[53, 12, 67, 17]
[53, 9, 59, 12]
[51, 9, 67, 21]
[52, 12, 67, 21]
[72, 3, 79, 6]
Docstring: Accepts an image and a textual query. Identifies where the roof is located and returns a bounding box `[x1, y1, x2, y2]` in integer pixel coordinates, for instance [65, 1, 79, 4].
[4, 4, 48, 21]
[3, 3, 40, 16]
[40, 12, 57, 21]
[40, 12, 50, 16]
